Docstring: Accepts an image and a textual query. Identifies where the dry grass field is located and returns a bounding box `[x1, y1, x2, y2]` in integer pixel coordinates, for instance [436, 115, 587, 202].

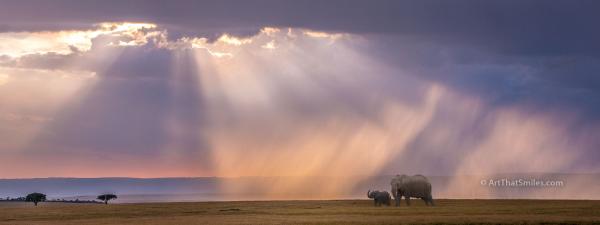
[0, 199, 598, 224]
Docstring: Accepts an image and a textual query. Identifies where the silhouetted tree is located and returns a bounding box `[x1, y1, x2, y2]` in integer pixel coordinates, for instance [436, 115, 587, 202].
[26, 193, 46, 206]
[97, 194, 117, 204]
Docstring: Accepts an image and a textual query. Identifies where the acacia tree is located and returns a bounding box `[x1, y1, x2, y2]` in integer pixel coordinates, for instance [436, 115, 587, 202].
[25, 193, 46, 206]
[97, 194, 117, 204]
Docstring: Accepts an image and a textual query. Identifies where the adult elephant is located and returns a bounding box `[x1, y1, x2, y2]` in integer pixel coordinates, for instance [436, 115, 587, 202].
[390, 174, 434, 206]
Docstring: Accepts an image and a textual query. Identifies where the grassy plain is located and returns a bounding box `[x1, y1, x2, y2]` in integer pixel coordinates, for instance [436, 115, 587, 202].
[0, 199, 598, 224]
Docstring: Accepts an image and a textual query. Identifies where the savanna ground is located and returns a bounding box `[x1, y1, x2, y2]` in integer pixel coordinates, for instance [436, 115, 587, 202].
[0, 199, 598, 225]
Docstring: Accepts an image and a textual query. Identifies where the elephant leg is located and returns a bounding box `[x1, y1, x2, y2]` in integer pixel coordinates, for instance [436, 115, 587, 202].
[429, 196, 435, 206]
[405, 196, 411, 206]
[392, 189, 399, 207]
[374, 200, 377, 206]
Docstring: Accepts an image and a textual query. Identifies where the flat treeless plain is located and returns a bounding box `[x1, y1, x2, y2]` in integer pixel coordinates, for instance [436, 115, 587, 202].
[0, 199, 599, 224]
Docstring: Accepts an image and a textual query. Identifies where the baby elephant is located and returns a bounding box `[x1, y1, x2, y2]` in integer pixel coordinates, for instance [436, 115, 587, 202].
[367, 190, 391, 206]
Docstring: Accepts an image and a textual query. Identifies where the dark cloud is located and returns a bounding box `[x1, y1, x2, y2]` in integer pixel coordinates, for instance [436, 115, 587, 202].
[8, 32, 173, 78]
[1, 0, 599, 56]
[3, 0, 598, 117]
[360, 33, 600, 122]
[0, 22, 96, 33]
[1, 0, 599, 176]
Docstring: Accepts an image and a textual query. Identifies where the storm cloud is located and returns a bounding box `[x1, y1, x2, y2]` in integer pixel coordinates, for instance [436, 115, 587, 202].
[0, 0, 598, 195]
[3, 0, 598, 116]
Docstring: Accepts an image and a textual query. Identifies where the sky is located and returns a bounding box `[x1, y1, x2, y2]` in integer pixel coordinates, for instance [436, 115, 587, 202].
[0, 0, 599, 181]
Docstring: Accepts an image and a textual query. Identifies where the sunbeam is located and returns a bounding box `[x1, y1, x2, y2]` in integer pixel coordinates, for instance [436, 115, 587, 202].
[0, 20, 598, 199]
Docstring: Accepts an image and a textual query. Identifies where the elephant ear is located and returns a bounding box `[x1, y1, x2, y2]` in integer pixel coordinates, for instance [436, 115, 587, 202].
[391, 175, 402, 185]
[399, 175, 409, 184]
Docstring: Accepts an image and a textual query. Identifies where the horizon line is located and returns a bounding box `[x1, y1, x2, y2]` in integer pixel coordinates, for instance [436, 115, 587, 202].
[1, 172, 599, 180]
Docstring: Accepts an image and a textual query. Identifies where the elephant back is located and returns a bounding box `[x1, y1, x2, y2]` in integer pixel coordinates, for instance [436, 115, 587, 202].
[399, 175, 432, 198]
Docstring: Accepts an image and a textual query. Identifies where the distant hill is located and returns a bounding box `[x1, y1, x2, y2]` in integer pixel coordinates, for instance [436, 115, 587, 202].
[1, 173, 598, 202]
